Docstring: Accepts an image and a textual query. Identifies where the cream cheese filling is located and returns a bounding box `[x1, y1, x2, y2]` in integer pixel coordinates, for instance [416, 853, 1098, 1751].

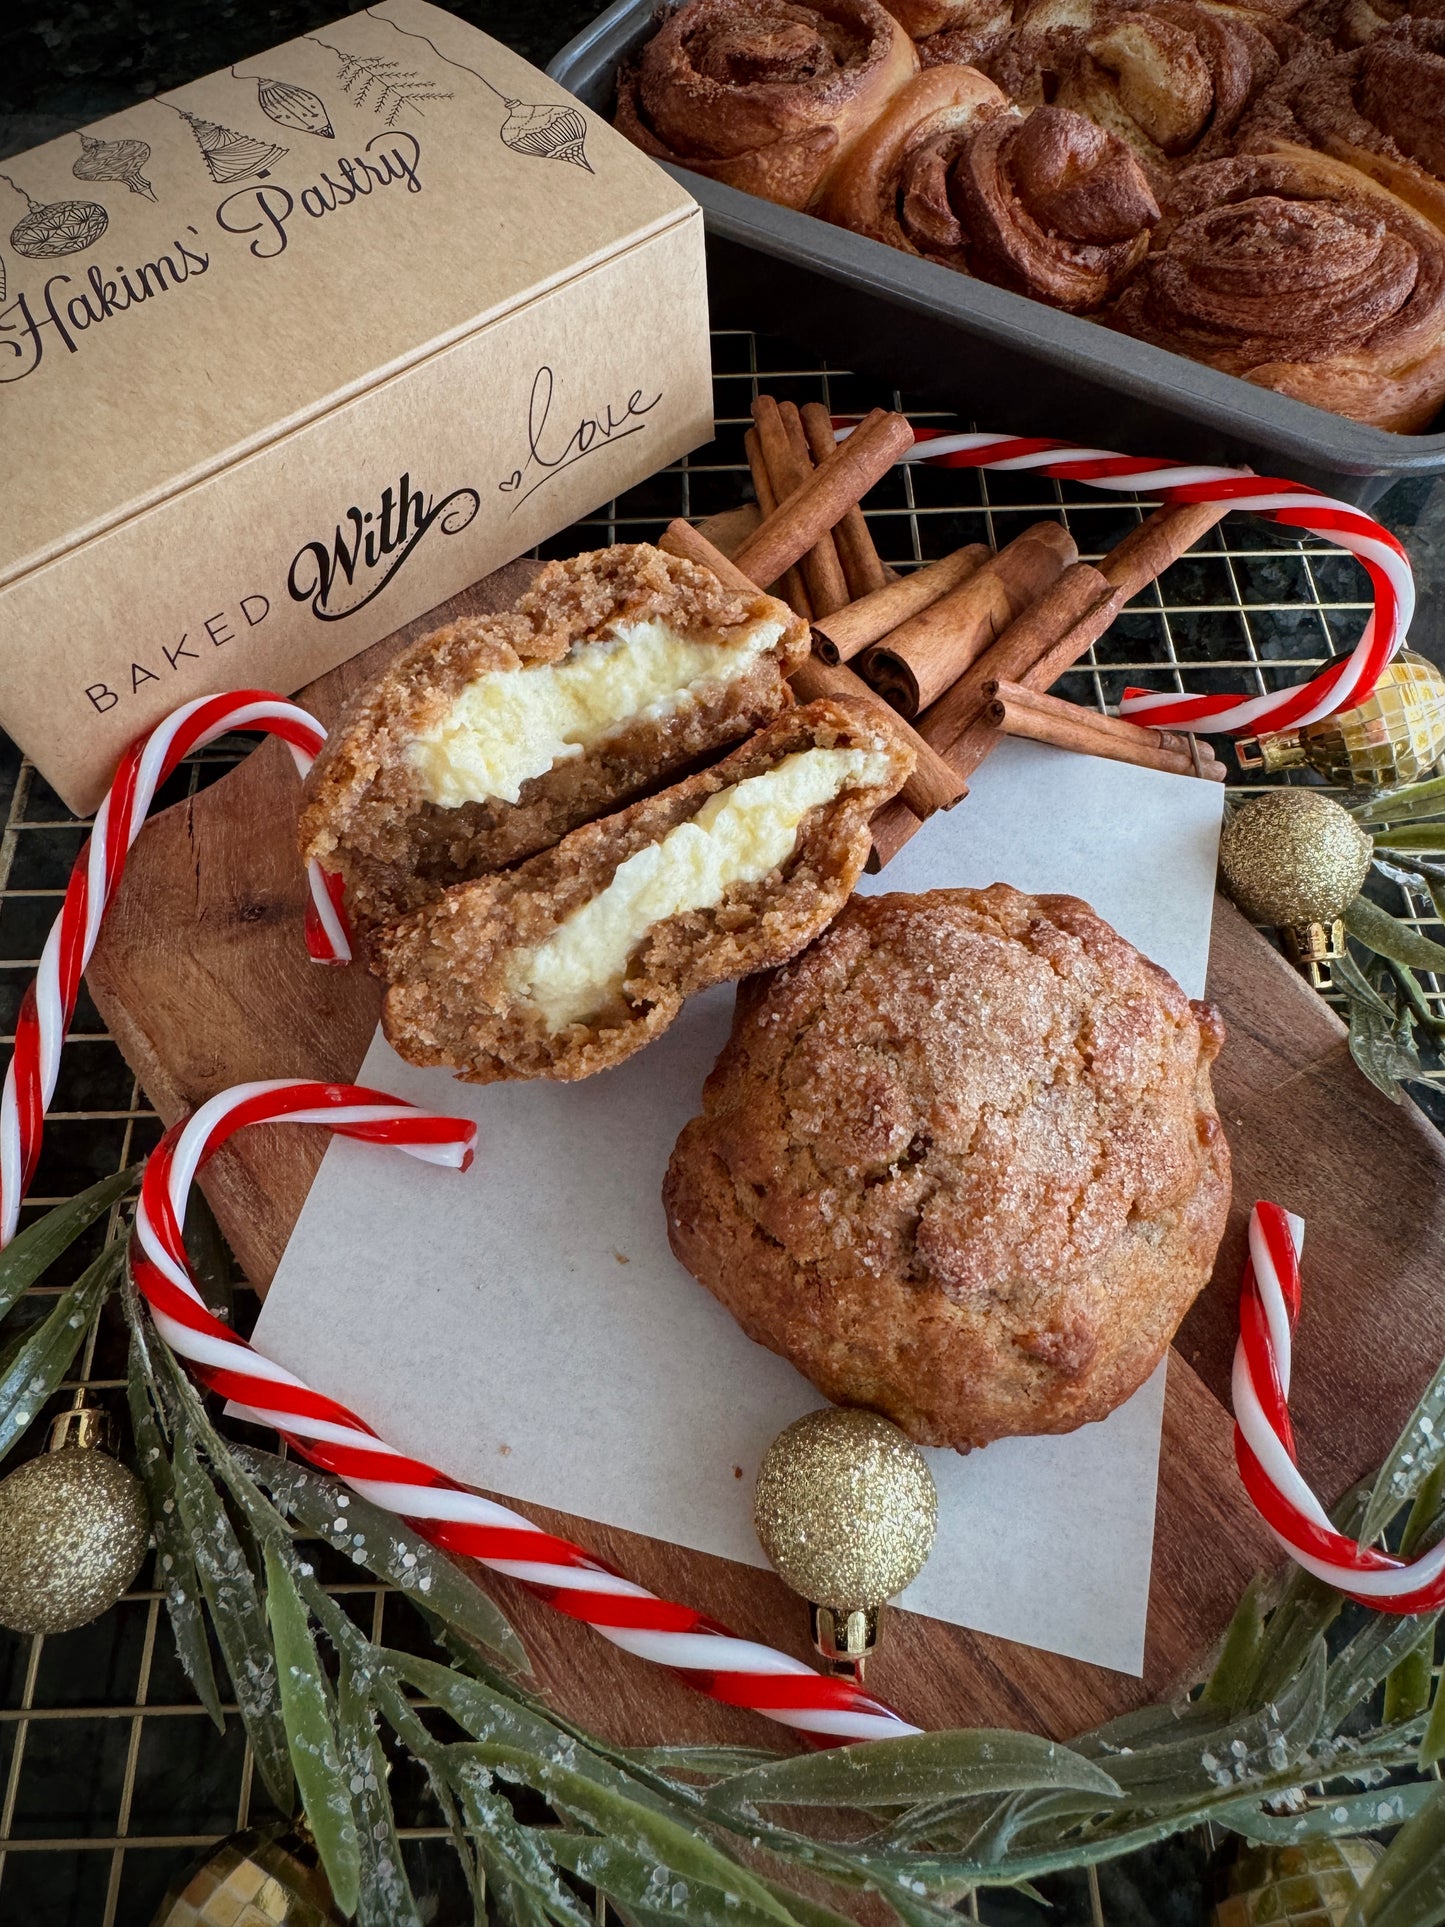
[509, 747, 890, 1031]
[407, 614, 788, 809]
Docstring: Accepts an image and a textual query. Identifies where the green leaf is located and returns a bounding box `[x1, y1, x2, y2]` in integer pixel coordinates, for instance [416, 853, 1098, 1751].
[126, 1329, 223, 1731]
[1384, 1637, 1435, 1725]
[337, 1647, 421, 1927]
[1420, 1660, 1445, 1771]
[0, 1165, 138, 1324]
[1363, 1359, 1445, 1543]
[1346, 897, 1445, 972]
[1344, 1780, 1445, 1927]
[711, 1729, 1121, 1813]
[386, 1651, 681, 1822]
[1353, 776, 1445, 826]
[1337, 957, 1420, 1099]
[1201, 1576, 1268, 1715]
[446, 1757, 593, 1927]
[515, 1763, 797, 1927]
[1372, 823, 1445, 853]
[1323, 1610, 1440, 1732]
[240, 1447, 529, 1676]
[182, 1187, 234, 1323]
[165, 1399, 293, 1810]
[622, 1745, 786, 1780]
[0, 1240, 122, 1465]
[264, 1543, 361, 1917]
[1216, 1781, 1439, 1845]
[548, 1832, 816, 1927]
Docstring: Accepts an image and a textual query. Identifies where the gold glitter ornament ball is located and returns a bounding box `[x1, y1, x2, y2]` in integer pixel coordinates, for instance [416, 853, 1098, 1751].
[0, 1442, 149, 1635]
[754, 1407, 937, 1611]
[1218, 790, 1372, 928]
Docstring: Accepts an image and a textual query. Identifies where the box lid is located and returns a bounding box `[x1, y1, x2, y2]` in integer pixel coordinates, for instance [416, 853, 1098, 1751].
[0, 0, 696, 590]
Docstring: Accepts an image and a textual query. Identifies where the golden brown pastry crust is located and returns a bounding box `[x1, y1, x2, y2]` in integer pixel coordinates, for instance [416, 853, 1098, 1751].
[664, 885, 1231, 1450]
[915, 0, 1018, 66]
[821, 79, 1160, 311]
[374, 700, 915, 1086]
[1053, 0, 1293, 182]
[298, 544, 810, 930]
[1242, 21, 1445, 224]
[1107, 141, 1445, 430]
[614, 0, 919, 210]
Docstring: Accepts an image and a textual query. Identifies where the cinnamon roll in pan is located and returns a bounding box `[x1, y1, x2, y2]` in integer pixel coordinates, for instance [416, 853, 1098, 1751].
[1053, 0, 1293, 181]
[1243, 21, 1445, 225]
[1107, 142, 1445, 431]
[821, 83, 1159, 310]
[614, 0, 918, 209]
[915, 0, 1018, 69]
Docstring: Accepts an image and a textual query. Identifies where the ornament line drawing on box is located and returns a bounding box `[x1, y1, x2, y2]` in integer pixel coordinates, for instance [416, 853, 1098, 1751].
[0, 170, 108, 259]
[364, 6, 594, 172]
[305, 36, 452, 129]
[157, 100, 288, 184]
[232, 66, 336, 139]
[73, 131, 158, 201]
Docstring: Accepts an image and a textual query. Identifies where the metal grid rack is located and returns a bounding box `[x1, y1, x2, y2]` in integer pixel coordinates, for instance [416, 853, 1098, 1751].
[0, 329, 1439, 1927]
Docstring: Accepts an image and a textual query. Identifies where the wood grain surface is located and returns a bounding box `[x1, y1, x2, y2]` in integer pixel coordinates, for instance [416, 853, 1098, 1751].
[85, 553, 1445, 1752]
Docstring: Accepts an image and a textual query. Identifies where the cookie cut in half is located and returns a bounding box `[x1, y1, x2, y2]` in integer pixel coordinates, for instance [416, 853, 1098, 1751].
[665, 885, 1232, 1450]
[299, 543, 811, 926]
[375, 700, 914, 1084]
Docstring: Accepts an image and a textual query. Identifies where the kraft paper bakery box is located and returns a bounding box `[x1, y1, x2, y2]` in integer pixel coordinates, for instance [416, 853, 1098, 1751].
[0, 0, 712, 814]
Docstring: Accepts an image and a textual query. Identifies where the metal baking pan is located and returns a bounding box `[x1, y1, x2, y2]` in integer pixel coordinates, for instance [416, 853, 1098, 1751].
[550, 0, 1445, 506]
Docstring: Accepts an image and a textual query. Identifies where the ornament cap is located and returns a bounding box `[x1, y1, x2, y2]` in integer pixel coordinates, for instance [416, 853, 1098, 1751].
[48, 1403, 112, 1453]
[1235, 731, 1305, 774]
[810, 1602, 882, 1677]
[1282, 918, 1347, 989]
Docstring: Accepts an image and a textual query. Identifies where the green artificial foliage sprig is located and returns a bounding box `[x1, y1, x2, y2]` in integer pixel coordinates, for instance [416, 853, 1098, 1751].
[6, 1179, 1445, 1922]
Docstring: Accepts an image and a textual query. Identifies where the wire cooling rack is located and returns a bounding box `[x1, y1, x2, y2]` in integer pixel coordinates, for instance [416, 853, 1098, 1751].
[0, 328, 1440, 1927]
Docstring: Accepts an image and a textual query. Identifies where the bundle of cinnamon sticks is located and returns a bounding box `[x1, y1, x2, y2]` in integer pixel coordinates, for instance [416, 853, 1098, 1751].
[661, 396, 1227, 868]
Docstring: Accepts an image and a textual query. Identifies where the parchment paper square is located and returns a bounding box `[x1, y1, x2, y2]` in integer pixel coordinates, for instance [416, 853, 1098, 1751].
[252, 740, 1223, 1672]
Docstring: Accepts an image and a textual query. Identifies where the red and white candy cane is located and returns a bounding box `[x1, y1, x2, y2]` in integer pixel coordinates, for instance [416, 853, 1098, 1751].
[131, 1079, 918, 1746]
[1234, 1201, 1445, 1612]
[841, 424, 1414, 738]
[0, 692, 349, 1248]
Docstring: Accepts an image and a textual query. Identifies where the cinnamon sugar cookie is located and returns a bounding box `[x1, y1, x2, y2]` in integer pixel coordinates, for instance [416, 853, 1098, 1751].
[375, 700, 913, 1084]
[665, 885, 1231, 1449]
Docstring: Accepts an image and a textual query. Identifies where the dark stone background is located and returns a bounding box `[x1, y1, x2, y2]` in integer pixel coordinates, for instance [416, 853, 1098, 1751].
[0, 1, 601, 158]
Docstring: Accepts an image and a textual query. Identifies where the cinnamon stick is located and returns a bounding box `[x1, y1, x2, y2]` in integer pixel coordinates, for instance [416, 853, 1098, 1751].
[919, 563, 1124, 767]
[753, 398, 852, 619]
[866, 502, 1234, 867]
[812, 544, 991, 664]
[867, 796, 925, 869]
[657, 520, 966, 821]
[790, 657, 968, 817]
[658, 517, 760, 596]
[986, 680, 1222, 778]
[1095, 498, 1232, 601]
[799, 401, 889, 602]
[860, 522, 1078, 717]
[732, 408, 915, 591]
[744, 427, 812, 621]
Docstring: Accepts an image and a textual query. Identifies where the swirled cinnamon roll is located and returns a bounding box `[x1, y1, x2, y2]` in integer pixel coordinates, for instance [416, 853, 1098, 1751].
[614, 0, 918, 210]
[1053, 2, 1294, 179]
[1243, 22, 1445, 222]
[1108, 144, 1445, 430]
[1337, 0, 1445, 47]
[915, 0, 1019, 68]
[820, 84, 1160, 310]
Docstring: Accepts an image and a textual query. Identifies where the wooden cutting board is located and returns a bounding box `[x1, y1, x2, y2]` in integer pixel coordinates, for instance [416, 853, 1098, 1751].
[85, 552, 1445, 1754]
